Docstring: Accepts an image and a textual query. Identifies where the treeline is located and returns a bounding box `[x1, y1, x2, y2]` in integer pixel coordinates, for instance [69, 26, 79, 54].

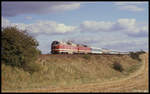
[2, 27, 41, 74]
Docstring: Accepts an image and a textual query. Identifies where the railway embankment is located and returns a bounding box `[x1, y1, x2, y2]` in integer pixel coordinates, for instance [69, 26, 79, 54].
[2, 53, 147, 92]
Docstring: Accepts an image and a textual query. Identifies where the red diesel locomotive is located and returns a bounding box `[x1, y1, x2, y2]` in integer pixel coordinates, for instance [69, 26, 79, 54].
[51, 40, 91, 54]
[51, 40, 128, 55]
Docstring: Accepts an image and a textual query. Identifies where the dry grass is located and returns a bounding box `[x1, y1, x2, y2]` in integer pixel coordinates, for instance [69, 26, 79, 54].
[2, 54, 143, 92]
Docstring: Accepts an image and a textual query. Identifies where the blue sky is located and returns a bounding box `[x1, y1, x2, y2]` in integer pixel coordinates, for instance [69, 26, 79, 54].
[2, 1, 149, 54]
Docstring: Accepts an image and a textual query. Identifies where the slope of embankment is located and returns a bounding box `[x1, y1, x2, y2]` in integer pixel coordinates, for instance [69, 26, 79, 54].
[2, 54, 146, 92]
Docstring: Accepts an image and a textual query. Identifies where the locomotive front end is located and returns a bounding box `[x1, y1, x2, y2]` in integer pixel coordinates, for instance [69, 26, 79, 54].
[51, 41, 60, 54]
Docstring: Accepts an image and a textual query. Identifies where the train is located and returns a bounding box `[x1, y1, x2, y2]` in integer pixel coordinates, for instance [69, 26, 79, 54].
[51, 40, 129, 55]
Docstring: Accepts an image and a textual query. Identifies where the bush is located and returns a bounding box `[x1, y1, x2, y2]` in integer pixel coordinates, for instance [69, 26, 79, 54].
[113, 62, 124, 72]
[1, 27, 41, 71]
[129, 51, 141, 61]
[23, 62, 42, 74]
[137, 49, 146, 55]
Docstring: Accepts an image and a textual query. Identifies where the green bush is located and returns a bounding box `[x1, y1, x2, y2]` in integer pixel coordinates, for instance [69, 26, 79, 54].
[113, 62, 124, 72]
[1, 27, 41, 72]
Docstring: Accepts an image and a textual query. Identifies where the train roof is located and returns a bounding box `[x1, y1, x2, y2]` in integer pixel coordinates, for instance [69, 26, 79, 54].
[52, 40, 77, 46]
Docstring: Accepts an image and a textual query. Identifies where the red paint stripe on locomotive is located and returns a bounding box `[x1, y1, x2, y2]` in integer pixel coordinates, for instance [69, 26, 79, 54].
[51, 42, 92, 53]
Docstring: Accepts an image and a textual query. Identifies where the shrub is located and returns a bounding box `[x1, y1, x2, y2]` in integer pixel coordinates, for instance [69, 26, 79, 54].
[23, 62, 42, 74]
[137, 49, 146, 55]
[113, 62, 124, 72]
[129, 51, 141, 61]
[1, 27, 41, 72]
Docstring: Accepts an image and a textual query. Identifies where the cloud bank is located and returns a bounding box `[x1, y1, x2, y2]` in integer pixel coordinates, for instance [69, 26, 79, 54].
[2, 17, 76, 36]
[2, 2, 147, 17]
[2, 17, 148, 38]
[2, 2, 81, 17]
[79, 18, 148, 37]
[113, 2, 147, 12]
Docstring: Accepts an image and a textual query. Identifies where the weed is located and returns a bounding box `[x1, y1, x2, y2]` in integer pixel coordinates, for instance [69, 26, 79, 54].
[82, 55, 91, 60]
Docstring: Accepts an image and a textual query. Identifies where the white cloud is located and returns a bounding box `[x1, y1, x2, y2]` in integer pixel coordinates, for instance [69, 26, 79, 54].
[79, 18, 148, 37]
[2, 17, 11, 28]
[114, 18, 148, 37]
[102, 38, 148, 51]
[119, 5, 144, 12]
[12, 23, 27, 30]
[113, 2, 147, 12]
[50, 2, 81, 11]
[2, 17, 76, 36]
[79, 21, 114, 32]
[26, 21, 76, 36]
[114, 2, 147, 5]
[25, 16, 32, 20]
[113, 18, 138, 33]
[2, 17, 148, 38]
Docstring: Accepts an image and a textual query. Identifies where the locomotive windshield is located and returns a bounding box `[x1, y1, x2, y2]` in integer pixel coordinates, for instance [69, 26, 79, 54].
[52, 41, 59, 45]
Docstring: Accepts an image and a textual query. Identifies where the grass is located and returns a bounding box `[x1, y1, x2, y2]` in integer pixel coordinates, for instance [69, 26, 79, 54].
[2, 54, 143, 90]
[124, 62, 142, 74]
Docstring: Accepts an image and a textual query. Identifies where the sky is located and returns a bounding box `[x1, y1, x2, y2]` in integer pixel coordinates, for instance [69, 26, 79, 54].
[2, 1, 149, 54]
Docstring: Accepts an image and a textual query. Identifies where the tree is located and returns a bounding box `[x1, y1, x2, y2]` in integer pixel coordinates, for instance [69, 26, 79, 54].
[1, 27, 41, 68]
